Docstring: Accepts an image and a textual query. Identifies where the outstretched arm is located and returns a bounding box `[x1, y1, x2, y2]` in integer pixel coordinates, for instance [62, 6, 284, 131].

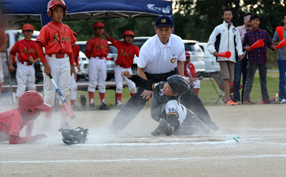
[121, 71, 155, 91]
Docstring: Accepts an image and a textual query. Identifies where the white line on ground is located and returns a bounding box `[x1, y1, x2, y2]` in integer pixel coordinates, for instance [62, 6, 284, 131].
[2, 154, 286, 164]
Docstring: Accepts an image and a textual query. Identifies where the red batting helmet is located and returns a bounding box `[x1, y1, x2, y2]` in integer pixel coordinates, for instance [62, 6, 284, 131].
[93, 21, 104, 29]
[22, 24, 34, 32]
[47, 0, 67, 17]
[18, 91, 51, 116]
[123, 30, 135, 37]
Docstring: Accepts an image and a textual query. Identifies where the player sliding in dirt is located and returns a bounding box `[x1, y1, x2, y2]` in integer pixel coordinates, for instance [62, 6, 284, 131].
[0, 91, 51, 144]
[121, 71, 210, 136]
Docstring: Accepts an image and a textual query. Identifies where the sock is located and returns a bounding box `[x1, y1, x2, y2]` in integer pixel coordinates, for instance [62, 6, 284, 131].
[45, 108, 53, 124]
[130, 93, 136, 97]
[116, 93, 122, 105]
[99, 92, 105, 105]
[194, 88, 200, 95]
[88, 91, 94, 104]
[70, 100, 75, 106]
[60, 105, 67, 125]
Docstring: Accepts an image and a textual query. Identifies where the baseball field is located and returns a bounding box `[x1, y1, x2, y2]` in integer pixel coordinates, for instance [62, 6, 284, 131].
[0, 102, 285, 176]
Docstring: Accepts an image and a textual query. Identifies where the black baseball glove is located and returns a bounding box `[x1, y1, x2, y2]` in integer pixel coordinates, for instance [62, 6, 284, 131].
[58, 127, 88, 145]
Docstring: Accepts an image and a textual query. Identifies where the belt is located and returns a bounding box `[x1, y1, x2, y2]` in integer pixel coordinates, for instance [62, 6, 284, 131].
[91, 56, 105, 59]
[48, 53, 68, 58]
[19, 61, 33, 66]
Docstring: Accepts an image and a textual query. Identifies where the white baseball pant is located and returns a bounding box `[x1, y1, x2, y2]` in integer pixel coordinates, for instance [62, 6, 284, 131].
[164, 100, 187, 125]
[114, 65, 136, 94]
[15, 62, 36, 97]
[0, 55, 3, 84]
[43, 55, 70, 107]
[192, 79, 200, 89]
[70, 73, 77, 100]
[88, 57, 106, 93]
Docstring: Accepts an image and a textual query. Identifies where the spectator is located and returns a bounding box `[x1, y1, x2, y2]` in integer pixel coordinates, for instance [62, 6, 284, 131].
[242, 14, 275, 104]
[0, 27, 6, 97]
[183, 51, 200, 95]
[272, 12, 286, 104]
[233, 12, 252, 104]
[207, 9, 243, 105]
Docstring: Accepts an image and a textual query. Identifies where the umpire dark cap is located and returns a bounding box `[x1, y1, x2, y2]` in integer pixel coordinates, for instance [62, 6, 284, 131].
[155, 15, 173, 28]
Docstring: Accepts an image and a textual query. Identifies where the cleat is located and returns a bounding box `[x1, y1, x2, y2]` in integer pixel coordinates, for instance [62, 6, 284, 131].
[89, 103, 96, 111]
[151, 118, 172, 136]
[99, 102, 110, 110]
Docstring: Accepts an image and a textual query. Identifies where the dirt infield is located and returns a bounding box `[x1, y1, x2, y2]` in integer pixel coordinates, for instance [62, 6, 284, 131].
[1, 104, 286, 176]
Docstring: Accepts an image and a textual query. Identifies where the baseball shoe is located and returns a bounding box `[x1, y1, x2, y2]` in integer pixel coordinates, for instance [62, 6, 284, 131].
[108, 125, 118, 134]
[71, 105, 81, 111]
[60, 121, 71, 129]
[151, 118, 172, 136]
[281, 98, 286, 104]
[99, 102, 110, 110]
[223, 99, 237, 105]
[89, 103, 96, 111]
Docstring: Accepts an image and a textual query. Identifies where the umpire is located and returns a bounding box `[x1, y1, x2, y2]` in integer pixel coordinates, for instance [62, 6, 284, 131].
[109, 15, 218, 133]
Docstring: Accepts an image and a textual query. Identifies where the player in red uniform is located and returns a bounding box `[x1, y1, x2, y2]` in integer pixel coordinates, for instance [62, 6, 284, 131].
[0, 91, 51, 144]
[36, 0, 76, 130]
[183, 51, 200, 95]
[9, 24, 39, 103]
[70, 31, 80, 110]
[85, 21, 110, 110]
[103, 30, 139, 108]
[0, 27, 6, 97]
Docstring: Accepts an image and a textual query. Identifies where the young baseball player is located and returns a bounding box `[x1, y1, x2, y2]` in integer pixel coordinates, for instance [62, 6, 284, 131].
[121, 71, 209, 136]
[85, 21, 110, 110]
[36, 0, 76, 130]
[0, 91, 50, 144]
[70, 31, 80, 110]
[103, 30, 139, 108]
[0, 27, 6, 97]
[183, 51, 200, 95]
[9, 24, 39, 103]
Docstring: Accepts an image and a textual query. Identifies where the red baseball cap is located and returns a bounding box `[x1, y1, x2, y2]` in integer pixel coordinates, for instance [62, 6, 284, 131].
[22, 24, 34, 32]
[123, 30, 135, 37]
[93, 21, 104, 29]
[185, 51, 190, 57]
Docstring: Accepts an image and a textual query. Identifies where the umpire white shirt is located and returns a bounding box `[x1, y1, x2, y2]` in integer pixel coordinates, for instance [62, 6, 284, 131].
[138, 34, 185, 74]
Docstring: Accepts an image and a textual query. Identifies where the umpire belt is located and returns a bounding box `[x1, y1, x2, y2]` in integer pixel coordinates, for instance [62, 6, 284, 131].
[145, 70, 176, 83]
[48, 53, 68, 59]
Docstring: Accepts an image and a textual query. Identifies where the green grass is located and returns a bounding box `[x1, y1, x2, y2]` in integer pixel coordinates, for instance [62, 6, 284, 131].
[74, 72, 280, 108]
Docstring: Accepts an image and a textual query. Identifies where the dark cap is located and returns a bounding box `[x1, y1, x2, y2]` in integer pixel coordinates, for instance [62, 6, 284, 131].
[155, 15, 173, 28]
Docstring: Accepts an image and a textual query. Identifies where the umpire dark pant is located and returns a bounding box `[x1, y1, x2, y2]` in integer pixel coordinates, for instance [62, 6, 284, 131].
[111, 71, 213, 131]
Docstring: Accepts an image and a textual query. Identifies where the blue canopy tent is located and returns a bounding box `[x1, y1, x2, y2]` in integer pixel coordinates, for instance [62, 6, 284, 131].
[1, 0, 172, 26]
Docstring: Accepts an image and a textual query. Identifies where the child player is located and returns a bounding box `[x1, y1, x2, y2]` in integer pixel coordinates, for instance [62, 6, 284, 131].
[0, 91, 51, 144]
[103, 30, 139, 108]
[36, 0, 76, 130]
[85, 21, 110, 110]
[9, 24, 39, 103]
[70, 31, 81, 110]
[121, 71, 210, 136]
[183, 51, 200, 95]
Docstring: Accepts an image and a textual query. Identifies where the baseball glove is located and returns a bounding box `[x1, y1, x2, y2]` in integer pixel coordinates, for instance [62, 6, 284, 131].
[58, 127, 88, 145]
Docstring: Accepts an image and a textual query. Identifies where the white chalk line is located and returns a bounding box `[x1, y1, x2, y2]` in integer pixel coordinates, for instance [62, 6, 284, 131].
[2, 154, 286, 164]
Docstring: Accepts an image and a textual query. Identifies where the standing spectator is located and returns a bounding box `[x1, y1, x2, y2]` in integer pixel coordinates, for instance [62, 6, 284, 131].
[70, 31, 81, 110]
[36, 0, 77, 130]
[207, 9, 243, 105]
[242, 14, 275, 104]
[108, 15, 218, 134]
[85, 21, 110, 110]
[103, 30, 139, 108]
[233, 13, 252, 104]
[272, 12, 286, 104]
[9, 24, 39, 103]
[0, 27, 6, 97]
[183, 51, 200, 95]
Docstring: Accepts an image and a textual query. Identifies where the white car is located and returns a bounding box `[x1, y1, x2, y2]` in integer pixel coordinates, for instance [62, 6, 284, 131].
[198, 42, 220, 74]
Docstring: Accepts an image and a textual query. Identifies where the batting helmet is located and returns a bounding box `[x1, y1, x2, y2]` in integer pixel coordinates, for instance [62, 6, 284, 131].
[18, 91, 51, 116]
[47, 0, 67, 17]
[93, 21, 104, 29]
[123, 30, 135, 38]
[167, 75, 190, 95]
[22, 24, 34, 32]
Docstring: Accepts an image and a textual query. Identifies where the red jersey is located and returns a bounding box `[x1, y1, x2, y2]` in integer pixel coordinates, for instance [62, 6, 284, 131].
[85, 37, 109, 59]
[0, 28, 6, 46]
[10, 39, 38, 63]
[184, 63, 197, 78]
[0, 108, 33, 136]
[36, 21, 76, 63]
[108, 37, 139, 68]
[72, 44, 80, 65]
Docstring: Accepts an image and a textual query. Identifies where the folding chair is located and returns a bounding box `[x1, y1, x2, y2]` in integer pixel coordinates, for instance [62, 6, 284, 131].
[208, 72, 241, 104]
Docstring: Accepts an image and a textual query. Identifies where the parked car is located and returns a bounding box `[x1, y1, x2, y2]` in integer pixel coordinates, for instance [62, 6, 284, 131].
[198, 42, 220, 75]
[76, 41, 117, 81]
